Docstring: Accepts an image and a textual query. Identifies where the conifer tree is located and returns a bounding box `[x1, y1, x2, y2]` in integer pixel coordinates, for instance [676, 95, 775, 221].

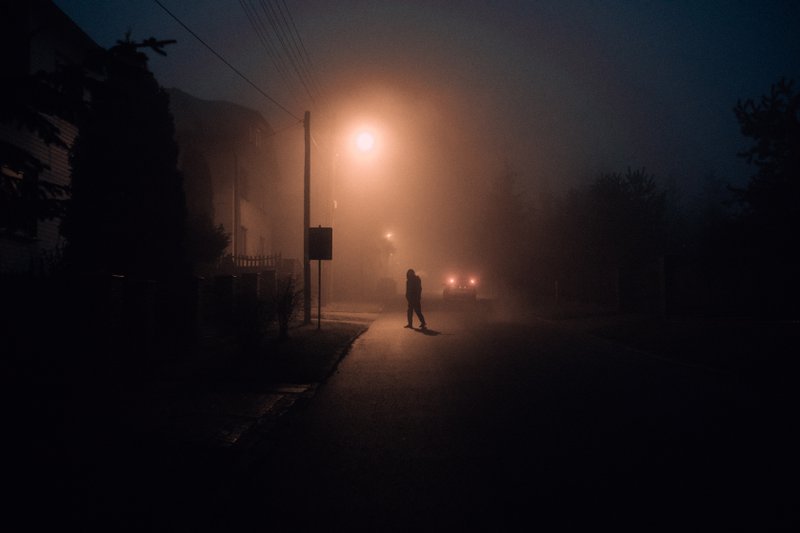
[62, 36, 188, 280]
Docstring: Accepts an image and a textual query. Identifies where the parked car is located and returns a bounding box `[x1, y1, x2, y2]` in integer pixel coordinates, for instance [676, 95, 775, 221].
[443, 274, 478, 301]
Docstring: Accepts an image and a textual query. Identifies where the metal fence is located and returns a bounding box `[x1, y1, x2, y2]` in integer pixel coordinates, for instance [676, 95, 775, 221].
[215, 253, 282, 274]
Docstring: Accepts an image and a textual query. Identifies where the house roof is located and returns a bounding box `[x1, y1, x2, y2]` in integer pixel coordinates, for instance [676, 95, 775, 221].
[167, 87, 275, 144]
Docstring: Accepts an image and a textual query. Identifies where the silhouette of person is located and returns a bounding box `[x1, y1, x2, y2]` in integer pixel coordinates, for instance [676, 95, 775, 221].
[405, 268, 426, 329]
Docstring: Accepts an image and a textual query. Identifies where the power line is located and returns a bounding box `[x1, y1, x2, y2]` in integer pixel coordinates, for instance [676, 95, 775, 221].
[278, 0, 327, 104]
[272, 0, 318, 102]
[258, 0, 317, 105]
[152, 0, 301, 121]
[240, 0, 327, 112]
[239, 0, 299, 106]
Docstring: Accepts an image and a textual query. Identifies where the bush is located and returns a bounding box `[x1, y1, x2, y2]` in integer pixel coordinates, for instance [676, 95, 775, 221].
[275, 275, 301, 341]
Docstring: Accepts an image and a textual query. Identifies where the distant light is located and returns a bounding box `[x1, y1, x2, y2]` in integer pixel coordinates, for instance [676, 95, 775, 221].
[356, 131, 376, 152]
[470, 278, 477, 285]
[385, 232, 393, 239]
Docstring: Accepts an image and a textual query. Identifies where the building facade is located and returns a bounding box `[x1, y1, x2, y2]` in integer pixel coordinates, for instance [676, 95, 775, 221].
[0, 0, 100, 274]
[1, 2, 291, 278]
[168, 88, 288, 272]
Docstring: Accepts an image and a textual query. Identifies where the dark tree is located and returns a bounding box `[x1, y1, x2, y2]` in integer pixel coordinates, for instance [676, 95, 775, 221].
[557, 168, 667, 268]
[476, 162, 530, 292]
[730, 78, 800, 317]
[185, 213, 230, 267]
[586, 167, 667, 266]
[732, 77, 799, 253]
[551, 167, 668, 306]
[61, 36, 188, 280]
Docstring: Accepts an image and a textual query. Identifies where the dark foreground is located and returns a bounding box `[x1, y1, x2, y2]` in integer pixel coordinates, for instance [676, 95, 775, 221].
[212, 300, 797, 531]
[11, 299, 799, 531]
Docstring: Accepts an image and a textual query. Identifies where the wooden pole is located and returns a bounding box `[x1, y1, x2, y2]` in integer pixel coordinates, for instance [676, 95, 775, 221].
[303, 111, 311, 324]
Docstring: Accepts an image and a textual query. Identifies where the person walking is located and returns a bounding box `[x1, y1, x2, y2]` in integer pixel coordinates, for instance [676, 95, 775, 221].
[405, 268, 426, 329]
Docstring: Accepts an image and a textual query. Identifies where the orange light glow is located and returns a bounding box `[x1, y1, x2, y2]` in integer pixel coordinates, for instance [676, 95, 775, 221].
[355, 131, 376, 152]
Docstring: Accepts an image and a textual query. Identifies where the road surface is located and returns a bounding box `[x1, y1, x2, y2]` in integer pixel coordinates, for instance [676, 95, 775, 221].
[209, 299, 793, 530]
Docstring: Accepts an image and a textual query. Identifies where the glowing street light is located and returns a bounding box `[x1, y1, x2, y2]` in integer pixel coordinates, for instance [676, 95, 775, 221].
[326, 123, 386, 302]
[355, 130, 376, 152]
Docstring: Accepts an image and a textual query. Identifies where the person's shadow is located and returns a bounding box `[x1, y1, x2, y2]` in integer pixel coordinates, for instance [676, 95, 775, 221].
[415, 327, 441, 336]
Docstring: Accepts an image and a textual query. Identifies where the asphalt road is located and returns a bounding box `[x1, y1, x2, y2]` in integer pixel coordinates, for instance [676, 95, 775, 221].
[196, 299, 794, 530]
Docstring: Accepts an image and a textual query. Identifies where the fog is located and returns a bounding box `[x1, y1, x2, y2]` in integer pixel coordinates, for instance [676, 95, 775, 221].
[270, 75, 520, 302]
[48, 0, 800, 314]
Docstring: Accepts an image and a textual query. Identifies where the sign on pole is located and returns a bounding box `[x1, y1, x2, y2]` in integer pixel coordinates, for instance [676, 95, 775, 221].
[309, 226, 333, 260]
[309, 226, 333, 329]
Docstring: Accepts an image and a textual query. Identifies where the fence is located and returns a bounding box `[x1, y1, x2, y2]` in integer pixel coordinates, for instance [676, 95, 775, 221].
[214, 253, 283, 275]
[3, 266, 299, 380]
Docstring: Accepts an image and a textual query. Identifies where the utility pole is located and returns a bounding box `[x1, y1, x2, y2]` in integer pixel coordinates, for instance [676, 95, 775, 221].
[303, 110, 312, 324]
[327, 113, 338, 304]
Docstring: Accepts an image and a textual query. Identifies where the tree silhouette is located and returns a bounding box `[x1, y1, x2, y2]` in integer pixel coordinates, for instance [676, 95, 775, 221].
[61, 36, 188, 280]
[476, 162, 530, 292]
[559, 168, 667, 268]
[731, 78, 800, 317]
[185, 213, 230, 266]
[732, 77, 799, 253]
[589, 168, 667, 265]
[549, 167, 668, 305]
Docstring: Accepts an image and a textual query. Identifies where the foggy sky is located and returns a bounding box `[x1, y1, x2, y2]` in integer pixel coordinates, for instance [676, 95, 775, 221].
[51, 0, 800, 291]
[53, 1, 800, 185]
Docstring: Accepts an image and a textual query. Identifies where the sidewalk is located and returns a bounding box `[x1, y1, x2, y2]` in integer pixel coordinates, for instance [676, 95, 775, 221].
[33, 304, 381, 530]
[118, 303, 382, 453]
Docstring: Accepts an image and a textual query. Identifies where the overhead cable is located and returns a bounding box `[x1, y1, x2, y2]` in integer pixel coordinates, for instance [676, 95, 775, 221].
[152, 0, 300, 121]
[239, 0, 298, 106]
[258, 0, 317, 105]
[278, 0, 327, 103]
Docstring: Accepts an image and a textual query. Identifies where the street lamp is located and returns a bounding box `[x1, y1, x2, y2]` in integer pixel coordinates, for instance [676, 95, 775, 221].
[305, 116, 383, 318]
[326, 126, 379, 302]
[383, 231, 395, 278]
[355, 130, 376, 153]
